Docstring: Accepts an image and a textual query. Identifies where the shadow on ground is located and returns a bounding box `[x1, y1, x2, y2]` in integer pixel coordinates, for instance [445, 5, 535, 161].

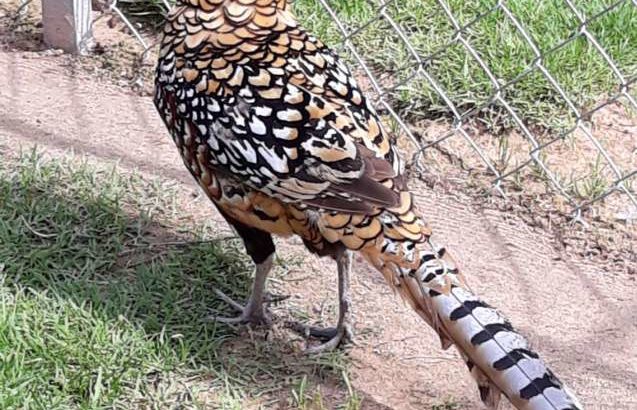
[0, 153, 394, 409]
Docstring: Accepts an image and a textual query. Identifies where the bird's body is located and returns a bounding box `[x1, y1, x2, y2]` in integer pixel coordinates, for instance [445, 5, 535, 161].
[154, 1, 582, 409]
[154, 0, 406, 251]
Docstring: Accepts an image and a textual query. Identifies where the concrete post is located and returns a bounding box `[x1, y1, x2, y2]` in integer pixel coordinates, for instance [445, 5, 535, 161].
[42, 0, 92, 54]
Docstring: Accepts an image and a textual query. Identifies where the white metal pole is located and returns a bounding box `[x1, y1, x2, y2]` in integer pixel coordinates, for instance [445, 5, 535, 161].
[42, 0, 92, 54]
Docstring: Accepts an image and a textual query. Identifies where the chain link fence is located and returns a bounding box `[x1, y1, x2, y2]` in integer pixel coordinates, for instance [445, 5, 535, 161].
[33, 0, 637, 224]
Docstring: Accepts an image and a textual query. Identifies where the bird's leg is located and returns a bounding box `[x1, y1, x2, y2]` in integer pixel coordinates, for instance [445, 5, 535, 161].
[210, 209, 276, 326]
[212, 253, 273, 326]
[292, 250, 354, 353]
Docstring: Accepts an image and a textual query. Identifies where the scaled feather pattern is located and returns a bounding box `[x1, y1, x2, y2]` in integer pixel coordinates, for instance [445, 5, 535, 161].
[154, 1, 583, 409]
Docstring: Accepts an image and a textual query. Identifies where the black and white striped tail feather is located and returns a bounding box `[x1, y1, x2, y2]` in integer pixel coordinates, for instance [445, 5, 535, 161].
[434, 286, 582, 410]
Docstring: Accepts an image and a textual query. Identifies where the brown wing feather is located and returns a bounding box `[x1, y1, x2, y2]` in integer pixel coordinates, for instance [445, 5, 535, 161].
[155, 2, 403, 215]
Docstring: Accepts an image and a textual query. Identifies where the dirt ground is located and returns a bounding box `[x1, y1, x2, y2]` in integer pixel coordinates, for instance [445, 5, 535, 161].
[1, 3, 637, 410]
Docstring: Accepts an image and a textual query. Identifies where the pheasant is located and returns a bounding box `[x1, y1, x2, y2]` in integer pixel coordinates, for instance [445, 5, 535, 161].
[153, 1, 582, 408]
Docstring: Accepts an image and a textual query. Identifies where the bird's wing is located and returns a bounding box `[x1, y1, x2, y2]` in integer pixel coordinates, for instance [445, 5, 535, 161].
[156, 20, 403, 213]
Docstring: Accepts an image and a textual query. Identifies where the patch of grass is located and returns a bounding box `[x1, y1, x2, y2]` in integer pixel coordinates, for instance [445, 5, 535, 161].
[0, 280, 167, 409]
[115, 0, 172, 28]
[121, 0, 636, 131]
[294, 0, 637, 130]
[339, 370, 361, 410]
[569, 154, 610, 201]
[0, 150, 354, 408]
[431, 400, 460, 410]
[288, 370, 361, 410]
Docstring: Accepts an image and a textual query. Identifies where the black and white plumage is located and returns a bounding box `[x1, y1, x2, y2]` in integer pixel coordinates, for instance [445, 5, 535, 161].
[153, 1, 583, 408]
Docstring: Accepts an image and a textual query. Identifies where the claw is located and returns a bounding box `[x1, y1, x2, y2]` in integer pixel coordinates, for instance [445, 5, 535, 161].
[213, 288, 245, 312]
[304, 322, 353, 354]
[292, 251, 355, 354]
[209, 288, 271, 326]
[287, 320, 354, 353]
[287, 321, 338, 341]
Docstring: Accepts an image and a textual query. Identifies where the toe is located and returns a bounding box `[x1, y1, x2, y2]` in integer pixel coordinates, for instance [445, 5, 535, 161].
[213, 288, 245, 312]
[302, 323, 353, 354]
[287, 321, 338, 341]
[304, 331, 347, 354]
[211, 315, 248, 324]
[209, 308, 272, 327]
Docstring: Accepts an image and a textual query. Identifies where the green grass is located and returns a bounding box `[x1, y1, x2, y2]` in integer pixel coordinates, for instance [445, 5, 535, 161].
[0, 150, 356, 409]
[122, 0, 636, 132]
[292, 0, 637, 131]
[431, 401, 460, 410]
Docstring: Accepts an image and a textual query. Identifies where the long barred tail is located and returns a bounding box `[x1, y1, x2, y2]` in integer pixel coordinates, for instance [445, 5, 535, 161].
[433, 285, 581, 409]
[359, 207, 582, 409]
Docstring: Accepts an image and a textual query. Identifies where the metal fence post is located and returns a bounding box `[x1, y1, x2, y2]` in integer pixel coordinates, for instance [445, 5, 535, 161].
[42, 0, 92, 54]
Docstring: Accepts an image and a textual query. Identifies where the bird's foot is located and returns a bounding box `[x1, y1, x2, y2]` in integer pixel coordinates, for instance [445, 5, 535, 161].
[288, 321, 354, 354]
[210, 288, 272, 326]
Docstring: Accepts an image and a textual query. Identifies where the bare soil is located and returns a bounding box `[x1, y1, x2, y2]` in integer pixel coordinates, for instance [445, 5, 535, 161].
[1, 2, 636, 409]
